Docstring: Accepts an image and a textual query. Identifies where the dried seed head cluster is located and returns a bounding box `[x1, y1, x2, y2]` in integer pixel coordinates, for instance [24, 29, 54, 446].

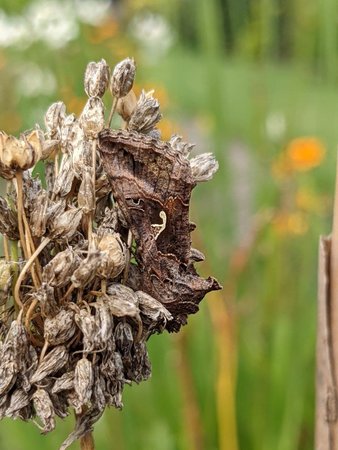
[0, 57, 220, 449]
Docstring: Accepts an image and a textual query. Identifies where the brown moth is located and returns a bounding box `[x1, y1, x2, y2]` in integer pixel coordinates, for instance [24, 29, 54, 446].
[98, 129, 221, 331]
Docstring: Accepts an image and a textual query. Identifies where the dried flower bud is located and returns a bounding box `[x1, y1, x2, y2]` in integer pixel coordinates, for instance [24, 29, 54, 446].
[29, 191, 49, 237]
[60, 115, 84, 153]
[43, 248, 80, 288]
[30, 346, 68, 384]
[78, 167, 95, 213]
[0, 260, 14, 307]
[44, 310, 76, 345]
[0, 132, 40, 171]
[110, 57, 136, 98]
[0, 196, 19, 240]
[169, 135, 195, 157]
[71, 251, 103, 288]
[128, 90, 162, 134]
[49, 207, 83, 241]
[41, 139, 60, 160]
[52, 371, 74, 394]
[53, 154, 76, 197]
[105, 283, 139, 318]
[114, 321, 134, 355]
[6, 389, 30, 417]
[96, 232, 127, 279]
[45, 101, 66, 136]
[32, 389, 55, 434]
[116, 89, 137, 121]
[136, 290, 172, 325]
[189, 153, 219, 182]
[84, 59, 110, 98]
[74, 357, 93, 411]
[80, 97, 105, 138]
[73, 308, 100, 352]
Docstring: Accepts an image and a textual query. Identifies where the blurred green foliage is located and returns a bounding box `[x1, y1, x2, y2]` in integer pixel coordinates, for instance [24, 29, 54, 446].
[0, 0, 336, 449]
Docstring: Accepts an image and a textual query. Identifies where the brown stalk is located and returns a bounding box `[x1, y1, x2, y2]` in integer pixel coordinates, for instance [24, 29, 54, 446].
[80, 431, 95, 450]
[15, 171, 29, 260]
[108, 97, 117, 128]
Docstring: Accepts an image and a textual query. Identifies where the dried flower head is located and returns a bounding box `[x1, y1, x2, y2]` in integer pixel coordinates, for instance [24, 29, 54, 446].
[0, 56, 220, 450]
[128, 90, 162, 134]
[79, 97, 105, 138]
[84, 59, 110, 98]
[110, 57, 136, 98]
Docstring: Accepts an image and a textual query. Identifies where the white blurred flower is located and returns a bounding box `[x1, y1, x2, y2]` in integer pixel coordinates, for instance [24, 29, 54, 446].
[26, 0, 78, 49]
[265, 111, 286, 142]
[0, 10, 32, 48]
[129, 12, 174, 60]
[16, 63, 57, 97]
[74, 0, 111, 26]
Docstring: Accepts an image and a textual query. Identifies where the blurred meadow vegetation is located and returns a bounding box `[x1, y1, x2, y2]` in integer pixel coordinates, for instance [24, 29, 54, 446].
[0, 0, 336, 449]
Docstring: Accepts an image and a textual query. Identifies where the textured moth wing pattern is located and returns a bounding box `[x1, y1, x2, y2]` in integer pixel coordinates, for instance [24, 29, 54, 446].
[99, 129, 221, 331]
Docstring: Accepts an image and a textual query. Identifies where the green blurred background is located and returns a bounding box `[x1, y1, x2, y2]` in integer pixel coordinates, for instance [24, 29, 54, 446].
[0, 0, 335, 448]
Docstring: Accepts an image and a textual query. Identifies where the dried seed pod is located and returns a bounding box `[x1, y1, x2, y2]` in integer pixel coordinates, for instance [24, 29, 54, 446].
[116, 89, 137, 121]
[127, 341, 152, 383]
[92, 300, 113, 345]
[44, 310, 76, 345]
[43, 248, 80, 288]
[80, 97, 105, 138]
[114, 321, 134, 355]
[30, 346, 68, 384]
[84, 59, 110, 98]
[74, 308, 99, 353]
[60, 115, 84, 153]
[51, 371, 74, 394]
[0, 260, 14, 307]
[78, 167, 95, 213]
[29, 191, 49, 237]
[169, 135, 195, 157]
[110, 57, 136, 98]
[106, 283, 140, 318]
[128, 90, 162, 134]
[189, 153, 219, 182]
[45, 101, 66, 136]
[0, 196, 19, 240]
[71, 251, 103, 288]
[53, 154, 76, 197]
[32, 389, 55, 434]
[41, 139, 60, 160]
[74, 357, 93, 410]
[72, 139, 91, 174]
[96, 232, 127, 279]
[0, 132, 40, 170]
[135, 290, 173, 326]
[49, 207, 83, 241]
[6, 389, 30, 417]
[33, 283, 58, 318]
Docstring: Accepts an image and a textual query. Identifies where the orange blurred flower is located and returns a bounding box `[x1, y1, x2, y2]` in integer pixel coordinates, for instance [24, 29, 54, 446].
[286, 137, 325, 171]
[272, 211, 309, 236]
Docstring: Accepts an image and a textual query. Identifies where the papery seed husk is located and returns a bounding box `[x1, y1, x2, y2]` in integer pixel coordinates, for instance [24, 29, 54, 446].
[116, 89, 137, 121]
[0, 133, 36, 170]
[41, 139, 60, 160]
[45, 101, 66, 135]
[110, 57, 136, 98]
[106, 283, 139, 318]
[0, 260, 14, 307]
[169, 134, 195, 157]
[84, 59, 110, 98]
[53, 154, 76, 197]
[78, 167, 95, 213]
[92, 300, 113, 345]
[6, 389, 30, 416]
[29, 191, 49, 237]
[32, 389, 55, 434]
[74, 308, 100, 353]
[72, 139, 91, 174]
[136, 290, 173, 323]
[60, 115, 84, 154]
[52, 371, 74, 394]
[79, 97, 105, 138]
[97, 232, 127, 279]
[114, 321, 134, 355]
[43, 248, 80, 288]
[49, 207, 83, 241]
[71, 251, 103, 288]
[44, 310, 76, 345]
[74, 357, 93, 410]
[30, 346, 68, 384]
[189, 152, 219, 182]
[128, 90, 162, 134]
[33, 283, 59, 317]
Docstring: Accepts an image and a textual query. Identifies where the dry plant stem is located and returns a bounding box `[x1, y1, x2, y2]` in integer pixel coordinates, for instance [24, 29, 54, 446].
[22, 212, 42, 281]
[329, 153, 338, 448]
[108, 97, 118, 128]
[80, 428, 95, 450]
[3, 236, 10, 261]
[39, 339, 49, 363]
[15, 171, 29, 260]
[14, 237, 51, 310]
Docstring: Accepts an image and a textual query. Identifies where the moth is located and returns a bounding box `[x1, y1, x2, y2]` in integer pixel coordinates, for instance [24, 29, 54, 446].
[98, 129, 221, 331]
